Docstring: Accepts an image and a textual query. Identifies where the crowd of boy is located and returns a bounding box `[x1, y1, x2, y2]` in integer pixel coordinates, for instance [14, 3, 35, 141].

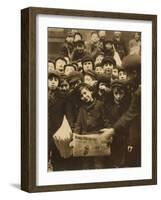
[48, 30, 141, 171]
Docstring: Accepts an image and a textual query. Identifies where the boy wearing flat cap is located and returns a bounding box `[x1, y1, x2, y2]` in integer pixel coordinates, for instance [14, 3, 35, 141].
[82, 56, 94, 73]
[65, 71, 83, 131]
[104, 79, 130, 167]
[83, 70, 98, 91]
[102, 54, 141, 168]
[102, 56, 116, 77]
[71, 40, 89, 62]
[48, 71, 68, 171]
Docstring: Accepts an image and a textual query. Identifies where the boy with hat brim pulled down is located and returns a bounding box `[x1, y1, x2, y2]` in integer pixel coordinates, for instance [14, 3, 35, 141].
[104, 79, 130, 167]
[100, 54, 141, 167]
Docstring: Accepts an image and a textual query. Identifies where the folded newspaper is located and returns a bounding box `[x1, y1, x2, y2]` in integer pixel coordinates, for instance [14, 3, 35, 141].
[72, 133, 111, 157]
[53, 117, 112, 158]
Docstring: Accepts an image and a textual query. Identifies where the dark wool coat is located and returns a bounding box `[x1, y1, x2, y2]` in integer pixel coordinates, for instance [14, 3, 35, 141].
[48, 89, 66, 164]
[113, 86, 141, 167]
[104, 94, 131, 167]
[74, 99, 105, 134]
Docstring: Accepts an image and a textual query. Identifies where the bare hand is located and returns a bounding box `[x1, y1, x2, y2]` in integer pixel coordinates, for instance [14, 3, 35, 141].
[99, 128, 115, 141]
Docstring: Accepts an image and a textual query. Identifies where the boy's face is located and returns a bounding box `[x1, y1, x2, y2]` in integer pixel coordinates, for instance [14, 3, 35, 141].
[91, 33, 99, 43]
[113, 87, 125, 104]
[80, 88, 93, 103]
[84, 75, 97, 87]
[112, 68, 119, 78]
[134, 33, 140, 41]
[105, 43, 113, 50]
[95, 66, 104, 74]
[103, 63, 114, 75]
[119, 71, 128, 80]
[48, 76, 59, 91]
[65, 66, 75, 75]
[114, 31, 121, 39]
[59, 80, 70, 95]
[55, 59, 66, 74]
[66, 36, 74, 43]
[76, 44, 85, 53]
[74, 34, 82, 42]
[98, 31, 106, 40]
[83, 61, 93, 72]
[48, 62, 55, 73]
[95, 55, 104, 65]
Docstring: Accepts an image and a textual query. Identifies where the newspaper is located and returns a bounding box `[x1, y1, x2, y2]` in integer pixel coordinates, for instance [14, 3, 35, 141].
[72, 133, 111, 157]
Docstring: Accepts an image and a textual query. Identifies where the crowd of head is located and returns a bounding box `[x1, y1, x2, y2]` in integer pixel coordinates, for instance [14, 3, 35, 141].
[48, 30, 141, 170]
[48, 30, 141, 105]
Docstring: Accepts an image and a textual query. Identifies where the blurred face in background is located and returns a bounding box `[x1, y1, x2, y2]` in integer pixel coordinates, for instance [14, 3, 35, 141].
[83, 61, 93, 72]
[66, 35, 74, 43]
[98, 30, 106, 40]
[55, 59, 66, 74]
[113, 87, 125, 104]
[103, 63, 114, 75]
[59, 79, 70, 95]
[119, 71, 128, 80]
[112, 68, 119, 79]
[48, 61, 55, 73]
[74, 33, 82, 42]
[64, 65, 75, 76]
[48, 76, 59, 91]
[95, 66, 104, 75]
[114, 31, 121, 40]
[84, 75, 97, 87]
[134, 32, 140, 41]
[76, 44, 85, 53]
[91, 32, 99, 43]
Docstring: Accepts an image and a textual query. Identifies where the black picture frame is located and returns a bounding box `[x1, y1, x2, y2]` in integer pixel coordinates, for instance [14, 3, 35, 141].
[21, 7, 157, 192]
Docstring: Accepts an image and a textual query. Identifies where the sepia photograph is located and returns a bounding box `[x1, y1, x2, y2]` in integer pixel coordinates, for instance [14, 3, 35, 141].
[47, 28, 141, 172]
[21, 7, 157, 192]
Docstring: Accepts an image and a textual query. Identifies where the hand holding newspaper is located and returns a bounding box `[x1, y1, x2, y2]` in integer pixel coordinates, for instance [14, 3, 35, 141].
[53, 117, 113, 158]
